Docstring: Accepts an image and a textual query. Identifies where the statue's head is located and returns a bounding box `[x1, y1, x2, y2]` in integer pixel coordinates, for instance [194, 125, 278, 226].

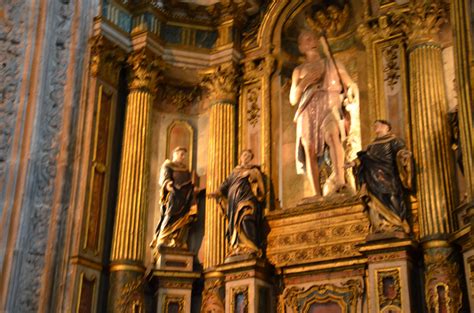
[374, 119, 391, 138]
[172, 146, 187, 163]
[239, 149, 254, 166]
[297, 29, 319, 55]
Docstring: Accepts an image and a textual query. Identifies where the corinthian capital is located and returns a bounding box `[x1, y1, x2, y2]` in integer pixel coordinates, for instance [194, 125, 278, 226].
[200, 63, 239, 104]
[127, 49, 163, 92]
[402, 0, 447, 47]
[89, 35, 126, 82]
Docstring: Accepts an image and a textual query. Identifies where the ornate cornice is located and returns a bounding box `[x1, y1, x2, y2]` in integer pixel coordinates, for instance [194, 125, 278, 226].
[90, 35, 126, 83]
[200, 62, 239, 104]
[127, 48, 163, 92]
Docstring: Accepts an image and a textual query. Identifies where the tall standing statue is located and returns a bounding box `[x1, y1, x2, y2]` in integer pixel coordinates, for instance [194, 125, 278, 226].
[290, 29, 358, 197]
[346, 120, 413, 234]
[210, 150, 265, 258]
[150, 147, 197, 251]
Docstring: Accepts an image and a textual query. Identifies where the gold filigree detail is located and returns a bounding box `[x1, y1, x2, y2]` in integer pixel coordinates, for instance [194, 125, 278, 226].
[127, 48, 163, 92]
[201, 62, 238, 103]
[117, 276, 145, 313]
[306, 4, 350, 38]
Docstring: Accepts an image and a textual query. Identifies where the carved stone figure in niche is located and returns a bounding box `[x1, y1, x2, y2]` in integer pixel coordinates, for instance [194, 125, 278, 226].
[290, 29, 358, 197]
[346, 120, 412, 234]
[150, 147, 197, 252]
[210, 150, 265, 258]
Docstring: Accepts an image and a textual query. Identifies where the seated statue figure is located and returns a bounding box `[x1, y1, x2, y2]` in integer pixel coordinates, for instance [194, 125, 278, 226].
[210, 150, 265, 258]
[347, 120, 413, 234]
[150, 147, 197, 252]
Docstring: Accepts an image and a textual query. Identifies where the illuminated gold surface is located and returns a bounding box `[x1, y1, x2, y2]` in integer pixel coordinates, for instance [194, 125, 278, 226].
[109, 49, 161, 265]
[406, 3, 455, 239]
[201, 64, 237, 268]
[109, 264, 145, 273]
[450, 0, 474, 201]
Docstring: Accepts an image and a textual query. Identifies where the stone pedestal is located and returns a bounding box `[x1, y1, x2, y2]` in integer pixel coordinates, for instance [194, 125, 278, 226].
[219, 257, 274, 313]
[149, 247, 199, 313]
[359, 235, 418, 313]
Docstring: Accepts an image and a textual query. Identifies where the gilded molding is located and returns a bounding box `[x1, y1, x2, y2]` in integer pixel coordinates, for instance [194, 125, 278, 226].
[163, 295, 185, 313]
[283, 280, 362, 312]
[127, 48, 163, 92]
[375, 268, 401, 311]
[89, 35, 126, 83]
[229, 285, 249, 313]
[201, 62, 238, 104]
[116, 276, 145, 313]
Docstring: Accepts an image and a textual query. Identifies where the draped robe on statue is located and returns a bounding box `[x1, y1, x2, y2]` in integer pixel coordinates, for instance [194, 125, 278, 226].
[354, 134, 412, 233]
[155, 160, 196, 248]
[218, 165, 265, 256]
[294, 59, 345, 174]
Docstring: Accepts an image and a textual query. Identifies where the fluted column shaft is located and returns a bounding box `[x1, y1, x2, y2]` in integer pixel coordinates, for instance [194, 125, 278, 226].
[406, 2, 463, 311]
[450, 0, 474, 202]
[201, 63, 237, 268]
[108, 49, 160, 313]
[409, 43, 455, 238]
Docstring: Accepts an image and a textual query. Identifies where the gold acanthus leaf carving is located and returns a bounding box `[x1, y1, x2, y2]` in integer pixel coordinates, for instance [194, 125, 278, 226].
[89, 35, 126, 82]
[401, 0, 447, 46]
[200, 62, 238, 103]
[127, 48, 164, 92]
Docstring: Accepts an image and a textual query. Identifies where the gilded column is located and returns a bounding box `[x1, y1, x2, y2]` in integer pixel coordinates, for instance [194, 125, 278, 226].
[450, 0, 474, 202]
[108, 48, 160, 312]
[201, 63, 238, 268]
[405, 1, 462, 311]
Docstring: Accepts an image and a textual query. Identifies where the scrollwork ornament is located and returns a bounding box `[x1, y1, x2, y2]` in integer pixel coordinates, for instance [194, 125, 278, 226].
[127, 48, 163, 92]
[201, 62, 238, 103]
[424, 247, 462, 313]
[283, 280, 362, 312]
[201, 278, 225, 313]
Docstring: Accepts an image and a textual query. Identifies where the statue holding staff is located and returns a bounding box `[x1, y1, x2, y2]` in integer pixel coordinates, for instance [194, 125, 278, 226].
[290, 29, 358, 197]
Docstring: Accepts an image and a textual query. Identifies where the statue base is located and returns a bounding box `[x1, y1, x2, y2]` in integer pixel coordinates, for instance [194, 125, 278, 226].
[358, 237, 419, 313]
[216, 256, 274, 312]
[149, 247, 199, 313]
[154, 246, 194, 272]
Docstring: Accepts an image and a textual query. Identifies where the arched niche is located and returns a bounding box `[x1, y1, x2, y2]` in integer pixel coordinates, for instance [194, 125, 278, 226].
[250, 0, 369, 208]
[166, 120, 194, 170]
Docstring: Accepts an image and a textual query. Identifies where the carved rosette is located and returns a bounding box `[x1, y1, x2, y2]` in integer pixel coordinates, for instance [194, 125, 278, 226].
[127, 48, 163, 92]
[89, 35, 125, 83]
[424, 247, 462, 313]
[402, 0, 447, 48]
[201, 62, 238, 104]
